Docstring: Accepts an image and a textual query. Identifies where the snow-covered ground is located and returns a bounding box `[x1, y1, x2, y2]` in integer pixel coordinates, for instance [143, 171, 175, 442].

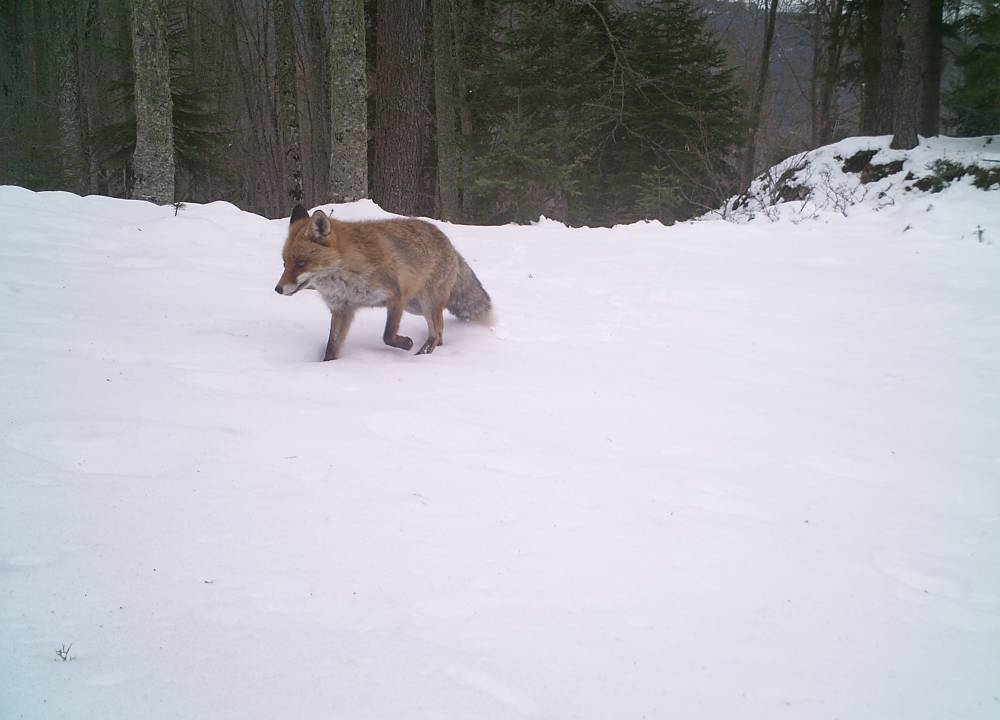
[719, 134, 1000, 222]
[2, 144, 1000, 719]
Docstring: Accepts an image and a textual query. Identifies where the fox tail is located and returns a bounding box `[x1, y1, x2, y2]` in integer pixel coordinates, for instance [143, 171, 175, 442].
[447, 255, 494, 325]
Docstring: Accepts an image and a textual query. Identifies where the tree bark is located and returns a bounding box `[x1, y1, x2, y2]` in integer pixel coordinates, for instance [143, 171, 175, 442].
[275, 0, 304, 207]
[809, 0, 822, 147]
[874, 0, 901, 134]
[432, 0, 460, 220]
[817, 0, 847, 145]
[305, 0, 329, 202]
[859, 0, 881, 133]
[373, 0, 425, 215]
[130, 0, 175, 204]
[890, 0, 930, 149]
[51, 0, 88, 194]
[452, 0, 475, 218]
[921, 0, 943, 136]
[329, 0, 368, 202]
[741, 0, 780, 187]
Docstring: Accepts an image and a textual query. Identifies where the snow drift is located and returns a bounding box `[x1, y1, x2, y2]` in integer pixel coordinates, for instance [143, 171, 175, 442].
[2, 150, 999, 720]
[718, 134, 1000, 225]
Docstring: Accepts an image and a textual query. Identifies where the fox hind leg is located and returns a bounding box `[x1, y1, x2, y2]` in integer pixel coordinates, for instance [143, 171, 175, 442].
[382, 297, 414, 351]
[416, 299, 445, 355]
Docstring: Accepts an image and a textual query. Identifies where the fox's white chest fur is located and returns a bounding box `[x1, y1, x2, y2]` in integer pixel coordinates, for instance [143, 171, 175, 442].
[308, 270, 388, 309]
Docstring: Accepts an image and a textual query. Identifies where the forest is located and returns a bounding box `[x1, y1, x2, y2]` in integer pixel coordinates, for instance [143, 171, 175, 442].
[1, 0, 997, 225]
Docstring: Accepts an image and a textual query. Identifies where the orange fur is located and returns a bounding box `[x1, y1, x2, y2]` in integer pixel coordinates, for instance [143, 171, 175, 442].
[275, 207, 491, 359]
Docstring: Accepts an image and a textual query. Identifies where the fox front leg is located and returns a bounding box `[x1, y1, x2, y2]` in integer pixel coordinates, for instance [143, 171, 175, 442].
[324, 307, 356, 361]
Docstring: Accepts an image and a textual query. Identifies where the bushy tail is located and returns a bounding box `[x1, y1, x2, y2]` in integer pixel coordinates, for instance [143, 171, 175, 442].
[447, 255, 494, 325]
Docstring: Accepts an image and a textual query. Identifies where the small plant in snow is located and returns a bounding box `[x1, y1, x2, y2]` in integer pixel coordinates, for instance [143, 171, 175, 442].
[815, 168, 867, 217]
[55, 643, 75, 662]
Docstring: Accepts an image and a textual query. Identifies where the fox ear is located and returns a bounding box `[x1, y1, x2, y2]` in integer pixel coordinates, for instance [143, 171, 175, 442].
[310, 209, 331, 244]
[290, 204, 309, 225]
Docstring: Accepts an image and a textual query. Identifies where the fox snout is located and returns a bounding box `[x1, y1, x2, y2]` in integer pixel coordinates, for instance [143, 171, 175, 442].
[274, 271, 305, 296]
[274, 281, 301, 295]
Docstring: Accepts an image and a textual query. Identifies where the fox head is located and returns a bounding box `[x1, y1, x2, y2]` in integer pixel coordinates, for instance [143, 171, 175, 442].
[274, 205, 338, 295]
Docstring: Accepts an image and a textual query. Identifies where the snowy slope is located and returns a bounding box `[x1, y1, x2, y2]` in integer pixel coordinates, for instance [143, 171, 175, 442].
[2, 178, 999, 720]
[718, 134, 1000, 223]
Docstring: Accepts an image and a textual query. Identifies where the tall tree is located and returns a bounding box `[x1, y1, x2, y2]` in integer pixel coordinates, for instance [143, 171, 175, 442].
[816, 0, 849, 144]
[373, 0, 425, 215]
[921, 0, 944, 136]
[875, 0, 902, 133]
[947, 0, 1000, 135]
[891, 0, 930, 148]
[741, 0, 781, 187]
[468, 0, 742, 225]
[451, 0, 476, 218]
[432, 0, 460, 220]
[858, 0, 882, 133]
[329, 0, 368, 202]
[51, 0, 88, 194]
[129, 0, 174, 204]
[275, 0, 304, 206]
[305, 0, 330, 202]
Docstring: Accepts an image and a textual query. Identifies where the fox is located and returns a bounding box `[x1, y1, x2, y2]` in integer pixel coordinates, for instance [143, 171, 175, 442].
[274, 204, 492, 360]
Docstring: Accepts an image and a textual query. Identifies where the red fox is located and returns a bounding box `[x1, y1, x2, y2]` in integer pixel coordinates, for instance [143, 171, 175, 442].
[274, 205, 492, 359]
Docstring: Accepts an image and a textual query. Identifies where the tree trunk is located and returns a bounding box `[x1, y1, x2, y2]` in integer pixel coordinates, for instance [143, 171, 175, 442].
[921, 0, 943, 136]
[432, 0, 460, 220]
[275, 0, 304, 207]
[809, 0, 822, 147]
[859, 0, 881, 133]
[452, 0, 475, 218]
[305, 0, 329, 202]
[874, 0, 901, 134]
[817, 0, 847, 145]
[890, 0, 930, 149]
[373, 0, 425, 215]
[130, 0, 175, 204]
[741, 0, 780, 188]
[51, 0, 87, 194]
[80, 0, 101, 194]
[329, 0, 368, 203]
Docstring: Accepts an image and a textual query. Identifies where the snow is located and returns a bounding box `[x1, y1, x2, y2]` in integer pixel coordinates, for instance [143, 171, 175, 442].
[2, 161, 1000, 719]
[718, 134, 1000, 222]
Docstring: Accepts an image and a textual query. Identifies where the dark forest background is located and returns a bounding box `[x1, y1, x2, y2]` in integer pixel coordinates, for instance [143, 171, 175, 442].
[1, 0, 997, 225]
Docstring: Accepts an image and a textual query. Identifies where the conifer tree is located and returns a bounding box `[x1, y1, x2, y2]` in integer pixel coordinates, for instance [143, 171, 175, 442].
[948, 0, 1000, 135]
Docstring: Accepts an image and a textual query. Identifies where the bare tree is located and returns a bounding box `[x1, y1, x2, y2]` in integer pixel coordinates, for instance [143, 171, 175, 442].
[304, 0, 329, 201]
[921, 0, 944, 136]
[858, 0, 881, 133]
[875, 0, 902, 133]
[816, 0, 848, 145]
[130, 0, 175, 204]
[432, 0, 460, 220]
[741, 0, 781, 187]
[891, 0, 930, 148]
[328, 0, 368, 202]
[275, 0, 304, 206]
[51, 0, 88, 194]
[373, 0, 425, 215]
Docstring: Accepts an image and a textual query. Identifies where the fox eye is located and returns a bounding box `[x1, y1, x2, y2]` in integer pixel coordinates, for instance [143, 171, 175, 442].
[294, 259, 306, 269]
